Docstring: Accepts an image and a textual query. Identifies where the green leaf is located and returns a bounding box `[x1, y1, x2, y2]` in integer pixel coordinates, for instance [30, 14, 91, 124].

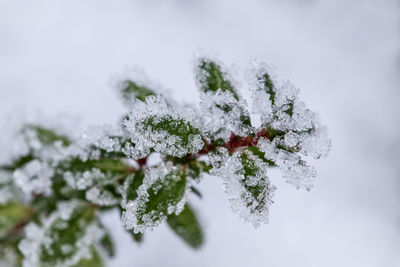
[124, 170, 145, 202]
[60, 158, 130, 174]
[238, 150, 272, 214]
[197, 59, 239, 100]
[71, 247, 104, 267]
[167, 204, 204, 249]
[122, 164, 188, 232]
[99, 231, 115, 257]
[0, 154, 34, 171]
[0, 202, 30, 240]
[128, 231, 143, 244]
[34, 203, 105, 266]
[140, 166, 187, 222]
[145, 116, 201, 147]
[118, 80, 156, 105]
[25, 125, 71, 147]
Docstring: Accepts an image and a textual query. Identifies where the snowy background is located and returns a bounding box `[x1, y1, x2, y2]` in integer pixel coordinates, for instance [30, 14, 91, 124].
[1, 0, 400, 266]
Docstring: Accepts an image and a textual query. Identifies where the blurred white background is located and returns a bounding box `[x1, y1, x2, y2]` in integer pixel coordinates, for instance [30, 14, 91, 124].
[1, 0, 399, 266]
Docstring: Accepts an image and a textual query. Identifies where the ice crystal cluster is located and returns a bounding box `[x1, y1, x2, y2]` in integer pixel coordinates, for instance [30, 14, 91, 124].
[0, 55, 330, 266]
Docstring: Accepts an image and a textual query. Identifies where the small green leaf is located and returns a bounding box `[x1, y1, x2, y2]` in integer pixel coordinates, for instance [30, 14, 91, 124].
[0, 154, 34, 171]
[128, 231, 143, 244]
[119, 80, 156, 105]
[139, 165, 187, 225]
[145, 116, 201, 148]
[25, 125, 71, 146]
[99, 231, 115, 257]
[167, 204, 204, 249]
[71, 247, 104, 267]
[197, 59, 239, 100]
[125, 170, 145, 202]
[122, 164, 188, 232]
[239, 151, 272, 214]
[60, 158, 130, 174]
[38, 204, 98, 265]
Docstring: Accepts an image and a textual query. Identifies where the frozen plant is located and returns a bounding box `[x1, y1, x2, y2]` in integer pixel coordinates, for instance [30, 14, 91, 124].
[0, 56, 330, 266]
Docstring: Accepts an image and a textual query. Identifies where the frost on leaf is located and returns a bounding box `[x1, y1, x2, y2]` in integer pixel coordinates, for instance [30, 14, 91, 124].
[194, 57, 253, 139]
[62, 164, 123, 206]
[258, 137, 317, 190]
[18, 201, 105, 267]
[64, 125, 123, 162]
[117, 80, 156, 106]
[121, 163, 190, 233]
[13, 160, 54, 196]
[208, 148, 275, 227]
[194, 57, 239, 100]
[123, 95, 204, 158]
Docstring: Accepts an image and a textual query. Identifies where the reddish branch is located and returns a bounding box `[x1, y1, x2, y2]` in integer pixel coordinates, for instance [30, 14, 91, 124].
[200, 129, 273, 154]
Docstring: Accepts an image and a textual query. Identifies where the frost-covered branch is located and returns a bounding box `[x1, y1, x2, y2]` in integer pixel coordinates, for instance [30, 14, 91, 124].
[0, 56, 330, 267]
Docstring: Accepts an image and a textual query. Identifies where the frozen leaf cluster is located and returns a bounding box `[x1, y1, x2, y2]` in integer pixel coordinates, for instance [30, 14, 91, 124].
[0, 55, 330, 265]
[123, 95, 204, 158]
